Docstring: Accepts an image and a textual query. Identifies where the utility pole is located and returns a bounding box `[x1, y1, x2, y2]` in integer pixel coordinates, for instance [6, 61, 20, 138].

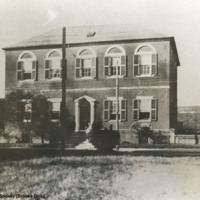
[116, 61, 119, 131]
[60, 27, 66, 152]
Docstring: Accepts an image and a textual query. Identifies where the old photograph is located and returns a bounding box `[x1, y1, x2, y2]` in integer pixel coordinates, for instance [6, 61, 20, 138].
[0, 0, 200, 199]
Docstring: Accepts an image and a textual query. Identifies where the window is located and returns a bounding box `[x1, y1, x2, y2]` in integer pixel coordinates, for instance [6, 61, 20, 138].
[104, 46, 126, 78]
[22, 100, 32, 122]
[75, 49, 96, 79]
[45, 50, 62, 80]
[103, 97, 127, 121]
[133, 97, 157, 121]
[17, 52, 37, 81]
[48, 99, 61, 121]
[133, 44, 157, 76]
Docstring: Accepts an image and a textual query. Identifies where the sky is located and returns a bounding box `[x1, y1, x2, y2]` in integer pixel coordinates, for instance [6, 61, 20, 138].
[0, 0, 200, 106]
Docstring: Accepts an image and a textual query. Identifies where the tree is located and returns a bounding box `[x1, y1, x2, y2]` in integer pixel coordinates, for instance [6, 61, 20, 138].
[31, 93, 50, 143]
[4, 90, 50, 143]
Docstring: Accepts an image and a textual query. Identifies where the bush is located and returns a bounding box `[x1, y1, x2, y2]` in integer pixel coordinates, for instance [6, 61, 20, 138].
[88, 129, 120, 150]
[138, 126, 154, 144]
[48, 122, 62, 144]
[21, 124, 32, 143]
[4, 90, 51, 143]
[132, 123, 170, 144]
[153, 131, 170, 144]
[5, 122, 22, 143]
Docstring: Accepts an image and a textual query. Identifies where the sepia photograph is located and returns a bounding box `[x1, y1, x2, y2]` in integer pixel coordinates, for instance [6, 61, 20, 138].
[0, 0, 200, 199]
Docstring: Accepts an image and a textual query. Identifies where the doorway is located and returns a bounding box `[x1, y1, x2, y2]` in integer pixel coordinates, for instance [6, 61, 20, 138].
[80, 98, 90, 130]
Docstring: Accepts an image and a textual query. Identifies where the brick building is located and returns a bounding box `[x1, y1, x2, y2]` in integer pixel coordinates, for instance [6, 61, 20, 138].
[3, 24, 180, 143]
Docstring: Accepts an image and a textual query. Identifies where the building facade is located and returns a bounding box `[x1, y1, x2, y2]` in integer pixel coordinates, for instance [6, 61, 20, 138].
[3, 25, 180, 143]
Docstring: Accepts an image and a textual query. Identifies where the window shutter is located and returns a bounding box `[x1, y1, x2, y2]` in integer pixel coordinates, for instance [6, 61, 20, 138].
[104, 56, 110, 77]
[75, 58, 82, 78]
[151, 99, 158, 121]
[152, 54, 158, 75]
[104, 56, 109, 66]
[32, 60, 37, 80]
[121, 99, 127, 121]
[133, 55, 140, 76]
[105, 67, 109, 77]
[45, 60, 50, 79]
[121, 55, 127, 77]
[133, 99, 139, 121]
[103, 100, 110, 121]
[36, 61, 39, 81]
[17, 61, 24, 81]
[91, 57, 97, 78]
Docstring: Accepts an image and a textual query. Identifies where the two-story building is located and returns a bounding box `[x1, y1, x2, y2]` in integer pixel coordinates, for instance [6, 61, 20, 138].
[3, 24, 180, 143]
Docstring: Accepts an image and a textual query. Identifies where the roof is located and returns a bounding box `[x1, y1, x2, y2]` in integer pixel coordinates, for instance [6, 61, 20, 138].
[3, 24, 180, 66]
[3, 24, 168, 49]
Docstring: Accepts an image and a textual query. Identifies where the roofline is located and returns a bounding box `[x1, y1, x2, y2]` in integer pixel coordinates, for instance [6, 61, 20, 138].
[170, 37, 180, 66]
[2, 37, 174, 51]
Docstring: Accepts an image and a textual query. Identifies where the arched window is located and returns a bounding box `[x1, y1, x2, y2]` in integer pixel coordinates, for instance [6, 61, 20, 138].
[75, 48, 96, 79]
[133, 44, 157, 76]
[17, 51, 37, 81]
[45, 50, 62, 80]
[104, 46, 126, 78]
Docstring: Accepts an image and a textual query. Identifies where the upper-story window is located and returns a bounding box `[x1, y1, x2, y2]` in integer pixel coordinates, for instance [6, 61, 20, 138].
[75, 48, 96, 79]
[133, 44, 158, 77]
[104, 46, 126, 78]
[45, 50, 62, 80]
[17, 52, 37, 81]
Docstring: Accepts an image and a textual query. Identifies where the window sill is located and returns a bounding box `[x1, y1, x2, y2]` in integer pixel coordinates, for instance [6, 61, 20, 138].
[75, 77, 95, 80]
[135, 75, 155, 78]
[45, 78, 61, 82]
[108, 120, 121, 123]
[18, 80, 35, 83]
[138, 120, 151, 122]
[51, 119, 60, 122]
[105, 76, 124, 79]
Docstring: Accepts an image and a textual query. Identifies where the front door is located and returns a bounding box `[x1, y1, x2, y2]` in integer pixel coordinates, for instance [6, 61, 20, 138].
[80, 98, 90, 130]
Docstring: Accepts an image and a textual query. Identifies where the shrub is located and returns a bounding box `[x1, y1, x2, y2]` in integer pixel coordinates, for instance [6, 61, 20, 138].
[88, 129, 120, 150]
[48, 122, 62, 144]
[153, 131, 170, 144]
[138, 126, 154, 144]
[4, 122, 22, 143]
[132, 123, 170, 144]
[4, 90, 51, 143]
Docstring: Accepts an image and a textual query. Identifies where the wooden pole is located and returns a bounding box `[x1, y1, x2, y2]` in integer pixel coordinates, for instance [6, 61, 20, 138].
[60, 27, 66, 152]
[116, 61, 119, 131]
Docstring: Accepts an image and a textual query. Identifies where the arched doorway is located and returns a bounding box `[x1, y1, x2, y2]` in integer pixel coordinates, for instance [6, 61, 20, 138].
[80, 98, 90, 130]
[74, 95, 96, 132]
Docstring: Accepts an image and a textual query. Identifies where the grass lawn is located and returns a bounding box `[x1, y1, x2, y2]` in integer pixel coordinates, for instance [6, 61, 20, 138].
[0, 156, 200, 200]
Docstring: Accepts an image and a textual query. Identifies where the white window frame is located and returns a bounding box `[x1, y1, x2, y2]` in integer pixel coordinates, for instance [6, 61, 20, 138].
[104, 45, 126, 78]
[136, 96, 153, 122]
[134, 44, 157, 77]
[45, 49, 62, 81]
[75, 48, 96, 80]
[107, 97, 123, 122]
[48, 98, 61, 122]
[17, 51, 37, 82]
[106, 97, 123, 121]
